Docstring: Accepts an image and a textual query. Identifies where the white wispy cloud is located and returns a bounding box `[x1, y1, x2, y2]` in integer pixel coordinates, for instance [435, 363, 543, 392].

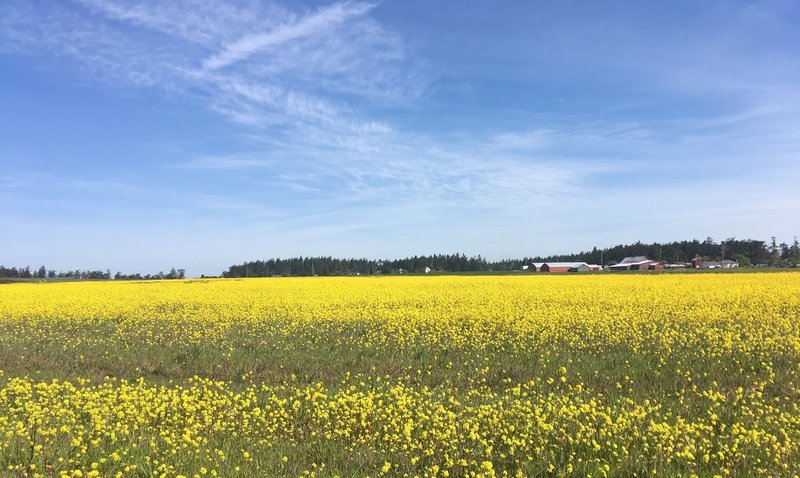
[73, 0, 264, 45]
[0, 0, 417, 115]
[203, 1, 376, 70]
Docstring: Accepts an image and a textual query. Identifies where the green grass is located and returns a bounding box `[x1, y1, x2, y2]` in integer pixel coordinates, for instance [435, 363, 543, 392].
[2, 322, 795, 477]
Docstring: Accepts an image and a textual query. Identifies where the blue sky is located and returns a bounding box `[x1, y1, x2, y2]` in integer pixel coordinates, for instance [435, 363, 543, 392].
[1, 0, 798, 276]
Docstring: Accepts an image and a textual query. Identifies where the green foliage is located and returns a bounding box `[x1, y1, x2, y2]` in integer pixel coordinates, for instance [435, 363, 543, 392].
[222, 236, 796, 277]
[732, 254, 751, 268]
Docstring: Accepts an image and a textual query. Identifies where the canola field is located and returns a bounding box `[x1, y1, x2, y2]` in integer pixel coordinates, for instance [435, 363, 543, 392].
[1, 273, 800, 477]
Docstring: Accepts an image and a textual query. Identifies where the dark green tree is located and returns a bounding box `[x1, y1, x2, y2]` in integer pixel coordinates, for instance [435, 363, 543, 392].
[732, 254, 751, 268]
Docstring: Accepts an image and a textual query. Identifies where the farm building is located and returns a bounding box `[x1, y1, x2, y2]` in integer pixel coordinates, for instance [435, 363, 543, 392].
[609, 256, 659, 271]
[540, 262, 591, 273]
[695, 259, 738, 269]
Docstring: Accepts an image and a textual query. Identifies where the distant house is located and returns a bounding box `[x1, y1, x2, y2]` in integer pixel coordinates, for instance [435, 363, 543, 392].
[587, 264, 603, 271]
[699, 260, 738, 269]
[609, 256, 659, 271]
[532, 262, 545, 272]
[540, 262, 591, 273]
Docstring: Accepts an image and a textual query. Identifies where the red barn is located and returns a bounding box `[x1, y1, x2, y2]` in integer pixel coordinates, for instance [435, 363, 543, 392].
[540, 262, 590, 273]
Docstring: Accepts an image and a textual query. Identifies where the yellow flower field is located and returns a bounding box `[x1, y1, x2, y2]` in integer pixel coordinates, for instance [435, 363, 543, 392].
[1, 273, 800, 477]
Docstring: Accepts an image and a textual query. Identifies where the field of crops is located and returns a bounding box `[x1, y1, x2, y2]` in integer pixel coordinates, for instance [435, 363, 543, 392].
[1, 273, 799, 477]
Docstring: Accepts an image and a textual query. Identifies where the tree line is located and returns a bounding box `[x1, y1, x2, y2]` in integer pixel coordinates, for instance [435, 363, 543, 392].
[0, 265, 186, 281]
[222, 254, 503, 278]
[3, 236, 797, 280]
[223, 236, 800, 277]
[535, 237, 799, 268]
